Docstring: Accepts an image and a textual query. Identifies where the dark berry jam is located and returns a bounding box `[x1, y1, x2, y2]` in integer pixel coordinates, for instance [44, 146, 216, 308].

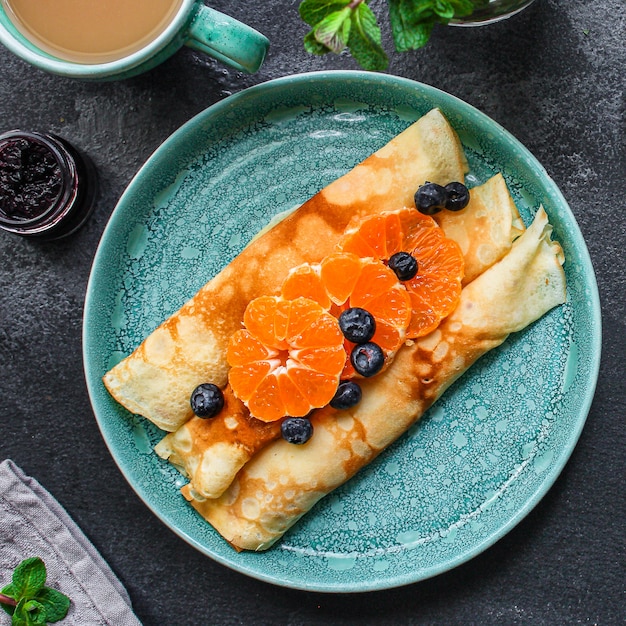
[0, 131, 97, 239]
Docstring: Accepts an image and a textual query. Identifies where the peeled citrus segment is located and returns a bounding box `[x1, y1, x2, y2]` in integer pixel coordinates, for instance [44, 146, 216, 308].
[339, 209, 464, 339]
[319, 253, 362, 305]
[350, 261, 400, 306]
[341, 210, 435, 259]
[277, 373, 311, 417]
[226, 330, 274, 367]
[227, 296, 345, 422]
[242, 295, 285, 350]
[281, 265, 332, 309]
[226, 358, 273, 403]
[281, 252, 412, 378]
[246, 374, 284, 422]
[293, 346, 347, 375]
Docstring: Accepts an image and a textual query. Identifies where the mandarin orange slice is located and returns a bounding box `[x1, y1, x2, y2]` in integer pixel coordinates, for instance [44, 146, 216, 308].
[338, 209, 464, 338]
[227, 296, 346, 422]
[281, 252, 412, 378]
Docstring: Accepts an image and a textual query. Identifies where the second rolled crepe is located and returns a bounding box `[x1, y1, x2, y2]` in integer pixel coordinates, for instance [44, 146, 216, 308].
[186, 207, 566, 551]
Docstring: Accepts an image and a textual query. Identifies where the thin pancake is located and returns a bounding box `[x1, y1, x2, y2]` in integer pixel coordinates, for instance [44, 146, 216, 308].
[186, 208, 566, 551]
[434, 173, 525, 284]
[103, 108, 468, 433]
[155, 174, 523, 500]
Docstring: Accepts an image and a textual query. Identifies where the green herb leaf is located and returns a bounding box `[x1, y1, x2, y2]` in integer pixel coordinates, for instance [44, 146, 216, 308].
[299, 0, 482, 69]
[17, 599, 47, 626]
[347, 2, 388, 71]
[32, 589, 69, 624]
[303, 30, 332, 55]
[1, 586, 18, 616]
[389, 0, 436, 51]
[452, 0, 476, 17]
[0, 558, 71, 625]
[313, 6, 353, 53]
[434, 0, 454, 19]
[11, 559, 46, 601]
[299, 0, 350, 26]
[12, 599, 33, 626]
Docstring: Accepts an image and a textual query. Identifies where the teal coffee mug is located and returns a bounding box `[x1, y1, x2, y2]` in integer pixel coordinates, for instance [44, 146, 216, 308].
[0, 0, 269, 79]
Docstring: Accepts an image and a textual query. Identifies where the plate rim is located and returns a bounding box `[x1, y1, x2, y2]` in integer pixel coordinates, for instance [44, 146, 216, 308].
[83, 70, 602, 592]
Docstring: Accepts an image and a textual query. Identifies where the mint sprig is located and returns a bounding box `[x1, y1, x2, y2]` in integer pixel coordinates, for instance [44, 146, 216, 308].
[300, 0, 482, 69]
[301, 0, 388, 70]
[1, 559, 70, 625]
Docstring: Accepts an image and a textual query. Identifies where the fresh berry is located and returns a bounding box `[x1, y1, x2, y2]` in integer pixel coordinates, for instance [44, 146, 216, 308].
[388, 251, 418, 281]
[338, 307, 376, 344]
[281, 417, 313, 444]
[190, 383, 224, 418]
[414, 182, 447, 215]
[330, 381, 362, 410]
[444, 182, 470, 211]
[350, 342, 384, 377]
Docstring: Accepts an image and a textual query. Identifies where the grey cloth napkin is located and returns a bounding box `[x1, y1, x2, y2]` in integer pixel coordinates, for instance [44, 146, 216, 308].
[0, 459, 142, 626]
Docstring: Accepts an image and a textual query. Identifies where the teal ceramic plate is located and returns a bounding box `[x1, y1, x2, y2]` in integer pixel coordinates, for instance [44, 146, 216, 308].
[83, 71, 601, 592]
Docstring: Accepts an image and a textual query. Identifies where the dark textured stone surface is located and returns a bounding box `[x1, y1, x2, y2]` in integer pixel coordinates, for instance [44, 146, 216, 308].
[0, 1, 624, 624]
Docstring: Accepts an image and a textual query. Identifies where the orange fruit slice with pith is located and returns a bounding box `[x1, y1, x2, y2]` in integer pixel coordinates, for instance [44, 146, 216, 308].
[227, 296, 346, 422]
[338, 209, 464, 338]
[281, 252, 412, 378]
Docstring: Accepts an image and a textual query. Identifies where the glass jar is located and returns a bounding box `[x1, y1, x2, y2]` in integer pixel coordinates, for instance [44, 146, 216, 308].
[0, 130, 97, 240]
[450, 0, 537, 25]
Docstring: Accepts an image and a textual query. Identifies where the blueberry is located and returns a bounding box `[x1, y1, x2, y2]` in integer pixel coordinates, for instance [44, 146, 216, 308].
[281, 417, 313, 444]
[350, 342, 385, 377]
[444, 181, 470, 212]
[339, 307, 376, 344]
[330, 381, 362, 410]
[388, 251, 418, 281]
[414, 182, 447, 215]
[190, 383, 224, 418]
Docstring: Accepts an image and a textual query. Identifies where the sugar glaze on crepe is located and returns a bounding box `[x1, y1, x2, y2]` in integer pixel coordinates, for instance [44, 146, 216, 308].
[155, 173, 524, 501]
[188, 207, 566, 551]
[103, 108, 468, 433]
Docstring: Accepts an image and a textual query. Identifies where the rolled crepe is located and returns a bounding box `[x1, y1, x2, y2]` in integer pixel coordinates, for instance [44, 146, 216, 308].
[436, 173, 525, 285]
[155, 388, 281, 499]
[155, 173, 523, 500]
[186, 207, 566, 551]
[103, 108, 468, 433]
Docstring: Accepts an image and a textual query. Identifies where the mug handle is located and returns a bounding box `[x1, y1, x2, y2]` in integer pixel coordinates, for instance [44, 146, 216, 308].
[185, 5, 269, 73]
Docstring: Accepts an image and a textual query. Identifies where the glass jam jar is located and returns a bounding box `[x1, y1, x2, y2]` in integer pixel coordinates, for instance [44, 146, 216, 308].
[0, 130, 97, 239]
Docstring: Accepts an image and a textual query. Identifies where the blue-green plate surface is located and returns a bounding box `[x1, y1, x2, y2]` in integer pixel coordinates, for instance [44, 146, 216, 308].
[83, 71, 601, 592]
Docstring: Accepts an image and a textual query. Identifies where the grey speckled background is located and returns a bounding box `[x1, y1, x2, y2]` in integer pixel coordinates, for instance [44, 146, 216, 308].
[0, 0, 625, 624]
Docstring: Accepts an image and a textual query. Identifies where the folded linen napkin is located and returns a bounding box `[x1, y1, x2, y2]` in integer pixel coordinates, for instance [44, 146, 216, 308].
[0, 459, 142, 626]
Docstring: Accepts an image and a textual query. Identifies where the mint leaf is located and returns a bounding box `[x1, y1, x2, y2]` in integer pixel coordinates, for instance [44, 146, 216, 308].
[299, 0, 350, 26]
[434, 0, 455, 19]
[1, 558, 71, 625]
[32, 589, 69, 624]
[11, 559, 46, 601]
[395, 18, 434, 51]
[303, 30, 332, 54]
[12, 598, 37, 626]
[299, 0, 482, 68]
[389, 0, 437, 51]
[347, 2, 388, 71]
[17, 599, 47, 626]
[452, 0, 476, 17]
[10, 598, 29, 626]
[313, 7, 352, 53]
[1, 586, 18, 616]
